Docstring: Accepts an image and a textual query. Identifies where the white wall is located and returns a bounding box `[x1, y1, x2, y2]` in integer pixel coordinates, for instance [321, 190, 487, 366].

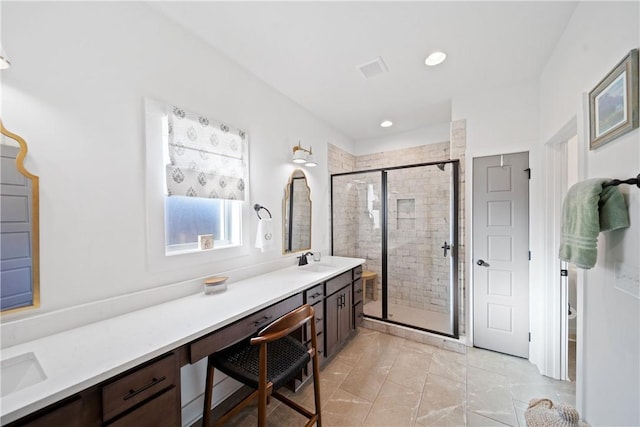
[1, 1, 351, 321]
[352, 122, 450, 156]
[539, 2, 639, 425]
[0, 3, 352, 423]
[451, 80, 541, 352]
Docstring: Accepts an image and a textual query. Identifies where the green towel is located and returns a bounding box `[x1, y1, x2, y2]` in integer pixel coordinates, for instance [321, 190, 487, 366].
[559, 178, 630, 269]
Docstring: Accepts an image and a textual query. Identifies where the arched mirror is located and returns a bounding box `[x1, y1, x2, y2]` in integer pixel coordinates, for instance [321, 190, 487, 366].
[283, 169, 311, 253]
[1, 121, 40, 313]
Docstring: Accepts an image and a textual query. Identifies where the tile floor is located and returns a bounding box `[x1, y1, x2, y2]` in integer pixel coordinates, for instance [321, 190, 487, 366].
[208, 327, 576, 426]
[363, 300, 451, 335]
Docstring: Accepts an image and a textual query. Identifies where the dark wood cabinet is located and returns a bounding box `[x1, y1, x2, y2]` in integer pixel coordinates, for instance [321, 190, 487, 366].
[106, 386, 179, 427]
[102, 353, 180, 427]
[352, 266, 364, 330]
[325, 284, 352, 358]
[6, 396, 85, 427]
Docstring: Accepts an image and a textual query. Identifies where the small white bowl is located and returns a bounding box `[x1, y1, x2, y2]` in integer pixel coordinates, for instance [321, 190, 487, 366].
[203, 276, 228, 294]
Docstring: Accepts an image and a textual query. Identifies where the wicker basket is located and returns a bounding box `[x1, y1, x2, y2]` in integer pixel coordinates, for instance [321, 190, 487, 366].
[525, 398, 588, 427]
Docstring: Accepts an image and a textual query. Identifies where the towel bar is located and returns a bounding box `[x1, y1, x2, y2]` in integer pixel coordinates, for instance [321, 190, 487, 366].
[603, 173, 639, 189]
[253, 204, 272, 219]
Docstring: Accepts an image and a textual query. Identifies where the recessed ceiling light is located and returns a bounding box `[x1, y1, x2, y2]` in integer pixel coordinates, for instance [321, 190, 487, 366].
[425, 51, 447, 66]
[380, 120, 393, 128]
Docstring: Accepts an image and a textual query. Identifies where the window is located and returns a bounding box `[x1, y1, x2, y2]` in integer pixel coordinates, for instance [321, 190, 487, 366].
[164, 196, 242, 254]
[161, 105, 248, 256]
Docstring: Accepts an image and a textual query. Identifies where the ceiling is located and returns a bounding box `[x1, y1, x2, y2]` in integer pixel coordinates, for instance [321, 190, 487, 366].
[149, 1, 578, 142]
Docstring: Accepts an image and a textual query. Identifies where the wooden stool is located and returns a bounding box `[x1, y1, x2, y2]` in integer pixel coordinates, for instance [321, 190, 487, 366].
[361, 271, 378, 304]
[202, 304, 322, 427]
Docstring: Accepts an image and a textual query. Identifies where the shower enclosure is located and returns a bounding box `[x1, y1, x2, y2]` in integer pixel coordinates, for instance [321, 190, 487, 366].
[331, 161, 459, 337]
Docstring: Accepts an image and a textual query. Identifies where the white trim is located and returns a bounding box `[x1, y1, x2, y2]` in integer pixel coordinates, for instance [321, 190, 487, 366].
[539, 116, 576, 380]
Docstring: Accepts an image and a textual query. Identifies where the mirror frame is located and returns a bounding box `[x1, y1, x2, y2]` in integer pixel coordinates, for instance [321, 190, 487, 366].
[283, 169, 311, 254]
[1, 121, 40, 314]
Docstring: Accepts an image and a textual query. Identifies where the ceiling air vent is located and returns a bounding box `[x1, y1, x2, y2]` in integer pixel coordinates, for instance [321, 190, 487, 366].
[357, 56, 389, 79]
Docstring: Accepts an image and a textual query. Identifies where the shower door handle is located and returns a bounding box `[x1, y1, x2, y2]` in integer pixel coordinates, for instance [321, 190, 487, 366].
[441, 241, 451, 257]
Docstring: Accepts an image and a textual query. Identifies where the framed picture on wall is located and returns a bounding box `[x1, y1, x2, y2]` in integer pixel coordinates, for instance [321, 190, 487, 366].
[589, 48, 639, 150]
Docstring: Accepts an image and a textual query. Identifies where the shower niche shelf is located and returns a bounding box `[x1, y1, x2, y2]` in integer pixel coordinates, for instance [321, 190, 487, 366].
[396, 198, 416, 230]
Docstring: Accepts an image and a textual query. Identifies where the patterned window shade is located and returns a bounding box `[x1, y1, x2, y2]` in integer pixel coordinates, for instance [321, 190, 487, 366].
[166, 106, 248, 200]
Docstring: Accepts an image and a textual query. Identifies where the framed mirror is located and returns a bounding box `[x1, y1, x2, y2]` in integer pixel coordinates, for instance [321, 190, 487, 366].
[1, 121, 40, 313]
[283, 169, 311, 253]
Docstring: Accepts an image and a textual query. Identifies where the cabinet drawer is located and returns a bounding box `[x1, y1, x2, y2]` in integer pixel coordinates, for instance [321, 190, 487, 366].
[102, 353, 177, 422]
[313, 301, 325, 335]
[352, 278, 363, 304]
[304, 284, 324, 304]
[106, 386, 179, 427]
[306, 301, 324, 338]
[326, 271, 352, 296]
[10, 395, 84, 427]
[189, 293, 303, 363]
[353, 265, 363, 279]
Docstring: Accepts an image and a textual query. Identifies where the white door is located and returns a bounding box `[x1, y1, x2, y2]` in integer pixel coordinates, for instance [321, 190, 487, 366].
[473, 152, 529, 358]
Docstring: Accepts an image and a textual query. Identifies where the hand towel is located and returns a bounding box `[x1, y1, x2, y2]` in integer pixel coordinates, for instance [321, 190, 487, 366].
[559, 178, 629, 269]
[255, 218, 276, 252]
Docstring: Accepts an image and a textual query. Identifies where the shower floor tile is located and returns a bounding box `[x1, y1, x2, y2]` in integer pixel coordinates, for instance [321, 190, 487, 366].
[364, 299, 451, 334]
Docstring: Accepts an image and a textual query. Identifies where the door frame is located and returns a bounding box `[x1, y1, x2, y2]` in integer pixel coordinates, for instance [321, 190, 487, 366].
[541, 116, 579, 380]
[330, 160, 460, 338]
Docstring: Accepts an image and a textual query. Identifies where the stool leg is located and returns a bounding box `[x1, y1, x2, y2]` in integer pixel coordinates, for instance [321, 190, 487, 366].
[312, 349, 322, 427]
[362, 279, 367, 305]
[373, 277, 378, 301]
[203, 358, 215, 427]
[257, 344, 268, 427]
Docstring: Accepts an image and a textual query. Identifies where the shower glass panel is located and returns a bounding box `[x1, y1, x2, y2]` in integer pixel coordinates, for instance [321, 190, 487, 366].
[386, 163, 457, 336]
[331, 161, 458, 338]
[331, 172, 383, 270]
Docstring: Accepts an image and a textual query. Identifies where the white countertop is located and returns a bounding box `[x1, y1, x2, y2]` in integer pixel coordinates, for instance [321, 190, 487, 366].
[0, 256, 364, 424]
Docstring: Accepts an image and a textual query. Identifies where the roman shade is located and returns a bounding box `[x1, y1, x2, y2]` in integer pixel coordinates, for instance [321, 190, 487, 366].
[166, 106, 248, 201]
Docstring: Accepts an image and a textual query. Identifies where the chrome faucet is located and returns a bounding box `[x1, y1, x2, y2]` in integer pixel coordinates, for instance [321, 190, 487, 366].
[297, 252, 313, 266]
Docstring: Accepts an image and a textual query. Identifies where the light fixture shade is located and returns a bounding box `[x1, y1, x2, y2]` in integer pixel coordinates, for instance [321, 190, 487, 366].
[0, 47, 11, 69]
[425, 51, 447, 66]
[305, 154, 317, 167]
[292, 148, 307, 164]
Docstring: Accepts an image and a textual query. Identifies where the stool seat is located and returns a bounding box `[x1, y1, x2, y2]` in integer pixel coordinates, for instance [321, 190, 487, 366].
[211, 335, 309, 390]
[361, 271, 378, 304]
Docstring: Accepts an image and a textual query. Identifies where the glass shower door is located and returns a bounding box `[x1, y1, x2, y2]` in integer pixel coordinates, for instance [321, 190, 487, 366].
[386, 163, 458, 336]
[331, 171, 383, 317]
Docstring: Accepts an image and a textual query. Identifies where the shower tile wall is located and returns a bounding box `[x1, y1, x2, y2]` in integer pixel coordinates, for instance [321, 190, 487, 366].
[328, 119, 467, 334]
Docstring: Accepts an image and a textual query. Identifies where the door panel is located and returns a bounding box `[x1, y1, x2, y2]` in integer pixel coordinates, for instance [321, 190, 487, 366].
[1, 145, 33, 310]
[473, 152, 529, 358]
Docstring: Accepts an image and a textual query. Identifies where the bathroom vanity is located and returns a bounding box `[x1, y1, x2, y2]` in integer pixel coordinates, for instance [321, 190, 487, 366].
[1, 256, 364, 426]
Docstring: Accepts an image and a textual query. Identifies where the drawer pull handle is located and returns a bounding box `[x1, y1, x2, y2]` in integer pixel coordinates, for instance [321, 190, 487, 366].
[316, 317, 322, 322]
[124, 376, 166, 400]
[310, 292, 322, 299]
[356, 289, 362, 294]
[253, 315, 273, 328]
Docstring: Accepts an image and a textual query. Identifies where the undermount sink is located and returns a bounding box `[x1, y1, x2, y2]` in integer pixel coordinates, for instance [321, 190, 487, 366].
[300, 263, 335, 273]
[1, 352, 47, 397]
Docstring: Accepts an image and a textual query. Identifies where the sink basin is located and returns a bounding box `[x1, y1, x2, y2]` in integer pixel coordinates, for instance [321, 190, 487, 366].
[300, 263, 335, 273]
[1, 352, 47, 397]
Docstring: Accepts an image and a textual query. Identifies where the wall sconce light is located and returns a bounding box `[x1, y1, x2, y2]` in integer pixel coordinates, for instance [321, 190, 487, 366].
[0, 47, 11, 70]
[292, 142, 317, 167]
